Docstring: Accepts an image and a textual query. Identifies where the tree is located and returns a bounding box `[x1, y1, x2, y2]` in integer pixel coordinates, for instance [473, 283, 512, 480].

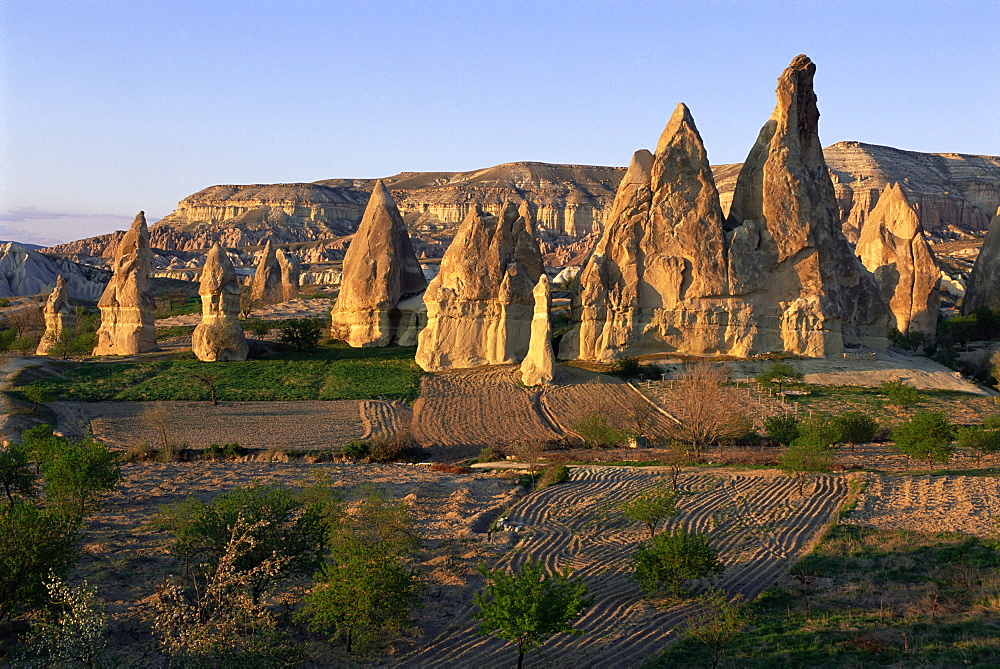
[764, 414, 800, 445]
[278, 318, 324, 351]
[892, 412, 955, 465]
[881, 379, 921, 407]
[0, 442, 36, 505]
[668, 361, 748, 457]
[660, 441, 689, 490]
[239, 289, 263, 320]
[190, 372, 220, 406]
[955, 424, 1000, 465]
[685, 588, 752, 669]
[140, 401, 173, 450]
[779, 437, 834, 495]
[472, 559, 591, 669]
[621, 483, 679, 539]
[755, 362, 803, 394]
[832, 411, 878, 452]
[22, 385, 54, 413]
[632, 526, 724, 598]
[23, 426, 123, 517]
[573, 414, 630, 448]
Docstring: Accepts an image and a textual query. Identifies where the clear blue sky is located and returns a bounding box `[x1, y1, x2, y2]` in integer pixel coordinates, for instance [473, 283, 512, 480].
[1, 0, 996, 246]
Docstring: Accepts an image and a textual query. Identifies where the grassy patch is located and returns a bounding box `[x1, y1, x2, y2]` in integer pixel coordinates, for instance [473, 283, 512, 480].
[788, 385, 998, 427]
[651, 525, 1000, 667]
[155, 325, 197, 339]
[19, 344, 422, 402]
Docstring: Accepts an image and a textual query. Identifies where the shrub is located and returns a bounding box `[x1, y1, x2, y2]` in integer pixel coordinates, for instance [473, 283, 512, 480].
[477, 445, 505, 463]
[621, 484, 679, 539]
[430, 463, 472, 474]
[367, 433, 421, 463]
[755, 362, 803, 392]
[223, 442, 245, 459]
[22, 385, 54, 413]
[763, 414, 800, 445]
[19, 575, 108, 667]
[955, 425, 1000, 464]
[243, 319, 272, 340]
[537, 464, 570, 489]
[892, 411, 955, 465]
[574, 415, 630, 448]
[342, 440, 370, 461]
[881, 379, 921, 407]
[277, 318, 324, 351]
[610, 356, 641, 377]
[23, 426, 123, 516]
[0, 442, 36, 505]
[779, 439, 834, 494]
[632, 526, 724, 597]
[472, 559, 591, 669]
[685, 588, 752, 669]
[832, 411, 878, 451]
[667, 361, 748, 456]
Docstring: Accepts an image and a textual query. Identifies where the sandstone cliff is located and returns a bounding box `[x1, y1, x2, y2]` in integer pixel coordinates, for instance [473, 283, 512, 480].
[93, 212, 157, 356]
[192, 244, 248, 361]
[330, 181, 428, 347]
[963, 207, 1000, 314]
[416, 202, 542, 371]
[856, 184, 940, 336]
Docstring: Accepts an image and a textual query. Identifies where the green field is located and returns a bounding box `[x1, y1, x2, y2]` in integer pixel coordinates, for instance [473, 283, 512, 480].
[20, 344, 422, 402]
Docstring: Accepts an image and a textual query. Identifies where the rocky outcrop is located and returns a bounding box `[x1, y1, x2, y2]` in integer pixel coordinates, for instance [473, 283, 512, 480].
[330, 181, 427, 347]
[416, 202, 542, 371]
[35, 275, 76, 355]
[566, 56, 886, 361]
[250, 240, 283, 305]
[856, 184, 940, 336]
[276, 248, 300, 301]
[963, 207, 1000, 314]
[0, 243, 107, 300]
[725, 55, 886, 355]
[93, 212, 157, 356]
[192, 244, 248, 361]
[520, 275, 555, 386]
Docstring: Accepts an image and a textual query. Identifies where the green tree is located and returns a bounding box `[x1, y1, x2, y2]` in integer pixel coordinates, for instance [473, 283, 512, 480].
[22, 385, 54, 413]
[881, 379, 921, 407]
[685, 588, 752, 669]
[277, 318, 324, 351]
[892, 412, 955, 465]
[755, 362, 803, 393]
[23, 426, 123, 517]
[832, 411, 878, 452]
[763, 414, 800, 445]
[0, 442, 36, 505]
[472, 559, 591, 669]
[779, 438, 834, 495]
[621, 484, 680, 539]
[155, 485, 327, 603]
[573, 415, 630, 448]
[632, 526, 724, 598]
[955, 425, 1000, 465]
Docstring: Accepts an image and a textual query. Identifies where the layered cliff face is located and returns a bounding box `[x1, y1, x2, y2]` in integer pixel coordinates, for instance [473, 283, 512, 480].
[856, 184, 940, 336]
[963, 207, 1000, 314]
[416, 202, 543, 371]
[567, 56, 887, 361]
[715, 143, 1000, 242]
[330, 181, 428, 347]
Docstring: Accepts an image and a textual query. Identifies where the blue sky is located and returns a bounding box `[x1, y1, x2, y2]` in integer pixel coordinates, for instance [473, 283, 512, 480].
[1, 0, 996, 245]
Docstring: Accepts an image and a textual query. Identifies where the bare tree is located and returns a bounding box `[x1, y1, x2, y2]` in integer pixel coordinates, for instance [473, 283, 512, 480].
[5, 305, 44, 338]
[190, 373, 220, 406]
[140, 402, 173, 449]
[667, 360, 748, 458]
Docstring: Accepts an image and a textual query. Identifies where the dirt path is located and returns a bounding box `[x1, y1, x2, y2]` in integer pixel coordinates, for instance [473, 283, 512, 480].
[397, 467, 846, 668]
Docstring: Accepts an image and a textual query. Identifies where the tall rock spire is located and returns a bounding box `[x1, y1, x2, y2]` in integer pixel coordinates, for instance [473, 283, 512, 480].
[963, 206, 1000, 314]
[857, 184, 939, 336]
[250, 239, 283, 305]
[192, 244, 248, 361]
[36, 275, 76, 355]
[93, 212, 157, 355]
[331, 180, 428, 347]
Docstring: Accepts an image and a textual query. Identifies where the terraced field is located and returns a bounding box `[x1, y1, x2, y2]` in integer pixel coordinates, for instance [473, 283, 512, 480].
[399, 467, 847, 667]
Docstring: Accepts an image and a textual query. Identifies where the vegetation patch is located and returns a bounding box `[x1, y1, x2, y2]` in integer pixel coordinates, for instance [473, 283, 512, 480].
[19, 344, 422, 403]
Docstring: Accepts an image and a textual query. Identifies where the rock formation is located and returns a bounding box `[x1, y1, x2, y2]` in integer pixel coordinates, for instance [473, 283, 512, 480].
[35, 275, 76, 355]
[276, 248, 300, 301]
[416, 202, 542, 370]
[250, 240, 284, 305]
[520, 275, 555, 386]
[963, 206, 1000, 314]
[725, 55, 887, 356]
[566, 56, 886, 361]
[856, 184, 940, 335]
[92, 212, 157, 356]
[330, 181, 428, 347]
[192, 244, 248, 361]
[0, 242, 107, 300]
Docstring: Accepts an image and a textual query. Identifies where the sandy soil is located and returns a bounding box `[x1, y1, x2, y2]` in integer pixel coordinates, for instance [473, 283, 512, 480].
[397, 467, 846, 668]
[49, 400, 407, 450]
[842, 473, 1000, 538]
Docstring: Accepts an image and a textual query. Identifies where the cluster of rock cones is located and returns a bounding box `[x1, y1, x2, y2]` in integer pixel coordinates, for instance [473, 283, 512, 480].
[39, 55, 999, 374]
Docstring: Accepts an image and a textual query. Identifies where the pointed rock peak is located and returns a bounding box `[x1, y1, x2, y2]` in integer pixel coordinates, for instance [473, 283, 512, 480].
[789, 54, 814, 70]
[368, 179, 396, 210]
[500, 200, 519, 221]
[655, 103, 701, 154]
[132, 211, 147, 227]
[201, 244, 237, 295]
[54, 274, 65, 289]
[622, 150, 654, 188]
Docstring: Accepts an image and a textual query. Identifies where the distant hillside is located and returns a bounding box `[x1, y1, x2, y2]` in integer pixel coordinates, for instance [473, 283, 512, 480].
[43, 143, 999, 258]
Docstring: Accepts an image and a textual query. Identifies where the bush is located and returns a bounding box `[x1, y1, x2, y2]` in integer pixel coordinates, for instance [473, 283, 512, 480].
[881, 379, 922, 407]
[755, 362, 803, 392]
[832, 411, 878, 450]
[621, 484, 679, 539]
[18, 575, 108, 667]
[477, 445, 505, 463]
[277, 318, 324, 351]
[632, 527, 724, 597]
[574, 415, 630, 448]
[243, 319, 273, 340]
[537, 464, 570, 489]
[342, 440, 370, 461]
[610, 356, 641, 377]
[955, 425, 1000, 464]
[779, 439, 834, 494]
[367, 433, 422, 463]
[23, 426, 123, 516]
[0, 442, 36, 504]
[892, 411, 955, 465]
[763, 415, 800, 445]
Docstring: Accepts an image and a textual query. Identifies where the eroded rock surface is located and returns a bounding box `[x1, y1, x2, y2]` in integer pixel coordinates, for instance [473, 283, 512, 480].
[276, 248, 300, 302]
[416, 202, 542, 370]
[330, 181, 427, 346]
[93, 212, 157, 356]
[963, 207, 1000, 314]
[520, 275, 555, 386]
[36, 275, 76, 355]
[856, 184, 939, 335]
[192, 244, 248, 361]
[250, 240, 284, 305]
